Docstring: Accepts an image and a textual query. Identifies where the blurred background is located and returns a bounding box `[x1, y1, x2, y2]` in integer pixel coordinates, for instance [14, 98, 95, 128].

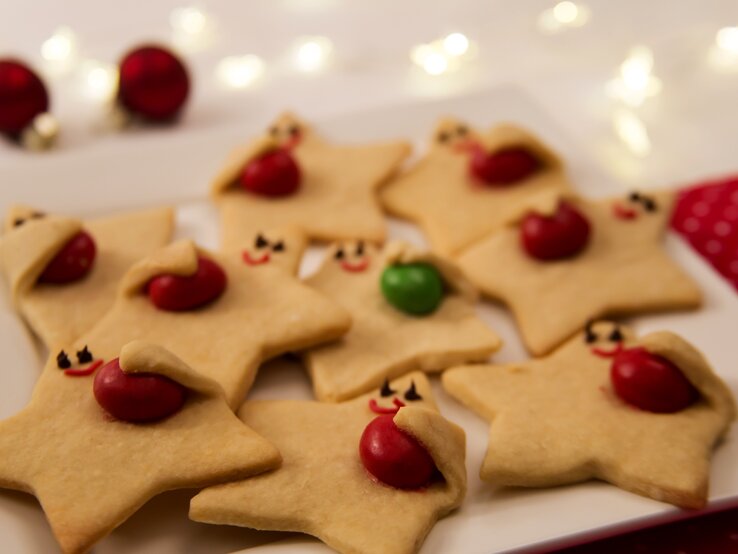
[2, 0, 737, 191]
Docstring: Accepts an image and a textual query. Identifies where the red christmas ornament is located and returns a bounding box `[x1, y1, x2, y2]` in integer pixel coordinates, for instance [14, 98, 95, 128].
[610, 347, 698, 413]
[0, 59, 57, 148]
[93, 358, 187, 423]
[520, 201, 591, 261]
[117, 45, 190, 122]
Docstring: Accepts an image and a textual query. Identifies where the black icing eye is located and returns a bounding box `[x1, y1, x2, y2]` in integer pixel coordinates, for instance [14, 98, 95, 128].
[56, 350, 71, 369]
[334, 248, 345, 260]
[438, 131, 450, 143]
[456, 125, 468, 136]
[404, 381, 422, 401]
[31, 212, 45, 219]
[608, 327, 623, 342]
[268, 126, 278, 137]
[584, 320, 598, 343]
[13, 218, 25, 227]
[76, 346, 93, 364]
[355, 241, 364, 256]
[255, 234, 269, 249]
[380, 378, 396, 397]
[642, 197, 657, 212]
[289, 125, 300, 136]
[272, 241, 285, 252]
[628, 191, 641, 203]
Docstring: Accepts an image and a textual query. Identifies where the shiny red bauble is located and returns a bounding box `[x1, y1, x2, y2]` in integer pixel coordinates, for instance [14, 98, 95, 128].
[240, 149, 302, 197]
[0, 59, 49, 136]
[93, 358, 187, 423]
[38, 231, 96, 284]
[610, 347, 698, 413]
[117, 45, 190, 121]
[520, 201, 591, 261]
[147, 256, 227, 311]
[359, 414, 436, 489]
[470, 146, 540, 186]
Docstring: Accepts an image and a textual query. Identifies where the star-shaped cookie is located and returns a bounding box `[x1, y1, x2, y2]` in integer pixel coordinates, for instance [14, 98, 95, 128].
[0, 340, 281, 554]
[456, 191, 702, 355]
[190, 372, 466, 554]
[380, 117, 572, 255]
[68, 240, 351, 408]
[211, 112, 411, 245]
[0, 205, 174, 348]
[443, 321, 736, 508]
[303, 240, 501, 401]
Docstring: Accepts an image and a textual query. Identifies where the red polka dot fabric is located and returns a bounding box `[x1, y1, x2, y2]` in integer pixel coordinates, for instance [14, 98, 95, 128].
[671, 176, 738, 291]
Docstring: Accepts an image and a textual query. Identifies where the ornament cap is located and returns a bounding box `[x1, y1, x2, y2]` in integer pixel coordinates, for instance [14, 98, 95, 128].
[20, 112, 59, 151]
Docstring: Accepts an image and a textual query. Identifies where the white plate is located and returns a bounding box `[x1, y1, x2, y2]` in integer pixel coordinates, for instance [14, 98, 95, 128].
[0, 87, 736, 554]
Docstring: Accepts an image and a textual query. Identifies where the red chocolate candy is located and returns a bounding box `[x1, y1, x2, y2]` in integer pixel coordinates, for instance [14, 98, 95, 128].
[117, 45, 190, 121]
[93, 358, 187, 423]
[359, 413, 436, 489]
[147, 256, 227, 311]
[470, 146, 540, 186]
[610, 347, 698, 413]
[520, 201, 591, 261]
[240, 149, 301, 197]
[38, 231, 97, 284]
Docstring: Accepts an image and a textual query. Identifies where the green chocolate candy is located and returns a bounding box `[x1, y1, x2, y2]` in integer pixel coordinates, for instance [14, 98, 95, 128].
[380, 263, 444, 315]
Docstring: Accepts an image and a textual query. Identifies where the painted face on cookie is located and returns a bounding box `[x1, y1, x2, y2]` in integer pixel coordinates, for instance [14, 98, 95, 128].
[55, 345, 105, 377]
[360, 379, 437, 490]
[332, 241, 371, 273]
[6, 210, 45, 231]
[242, 232, 286, 266]
[583, 320, 627, 359]
[266, 114, 306, 150]
[432, 119, 477, 154]
[611, 191, 659, 221]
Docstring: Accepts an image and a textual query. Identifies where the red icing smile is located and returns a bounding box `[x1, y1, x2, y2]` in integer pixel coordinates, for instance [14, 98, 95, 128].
[591, 342, 624, 359]
[369, 397, 405, 415]
[64, 359, 104, 377]
[454, 139, 479, 154]
[242, 251, 270, 266]
[613, 202, 638, 220]
[341, 258, 370, 273]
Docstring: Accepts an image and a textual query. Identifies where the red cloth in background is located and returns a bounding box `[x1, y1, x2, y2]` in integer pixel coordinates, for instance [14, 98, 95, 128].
[671, 176, 738, 291]
[551, 506, 738, 554]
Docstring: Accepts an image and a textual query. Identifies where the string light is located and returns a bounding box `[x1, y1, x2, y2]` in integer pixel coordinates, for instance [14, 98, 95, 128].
[170, 6, 214, 52]
[79, 60, 118, 101]
[538, 2, 590, 34]
[613, 109, 651, 157]
[709, 26, 738, 71]
[606, 46, 662, 107]
[294, 36, 333, 72]
[40, 27, 77, 74]
[216, 55, 264, 88]
[411, 32, 475, 76]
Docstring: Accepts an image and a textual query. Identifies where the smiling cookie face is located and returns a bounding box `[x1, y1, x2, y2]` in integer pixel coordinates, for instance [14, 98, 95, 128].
[54, 344, 105, 377]
[239, 227, 307, 274]
[331, 240, 374, 273]
[430, 117, 478, 154]
[4, 205, 47, 233]
[612, 191, 660, 221]
[264, 112, 310, 150]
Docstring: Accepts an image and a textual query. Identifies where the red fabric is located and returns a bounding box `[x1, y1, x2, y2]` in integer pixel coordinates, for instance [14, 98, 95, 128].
[671, 176, 738, 291]
[552, 506, 738, 554]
